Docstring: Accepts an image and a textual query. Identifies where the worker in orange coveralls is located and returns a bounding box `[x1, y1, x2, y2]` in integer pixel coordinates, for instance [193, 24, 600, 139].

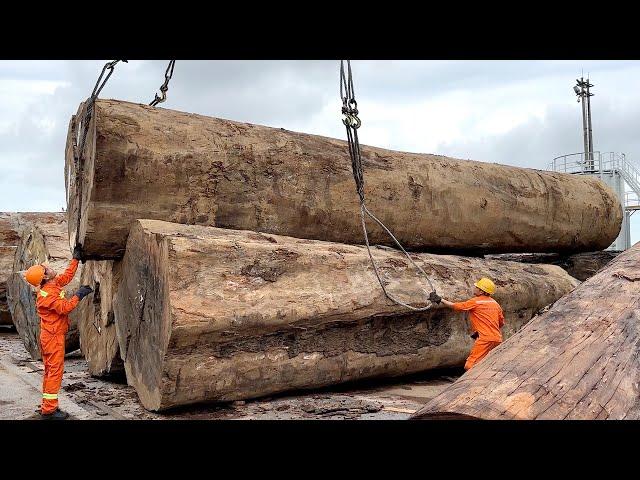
[429, 277, 504, 371]
[23, 245, 93, 420]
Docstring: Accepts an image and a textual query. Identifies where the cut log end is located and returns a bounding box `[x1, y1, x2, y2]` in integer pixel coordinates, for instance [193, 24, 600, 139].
[1, 246, 17, 325]
[412, 242, 640, 420]
[77, 260, 124, 377]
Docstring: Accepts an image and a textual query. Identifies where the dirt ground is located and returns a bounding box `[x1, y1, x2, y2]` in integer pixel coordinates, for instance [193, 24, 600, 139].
[0, 327, 462, 420]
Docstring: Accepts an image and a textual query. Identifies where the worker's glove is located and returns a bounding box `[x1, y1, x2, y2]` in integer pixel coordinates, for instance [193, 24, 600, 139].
[428, 291, 441, 304]
[75, 285, 93, 300]
[72, 244, 85, 263]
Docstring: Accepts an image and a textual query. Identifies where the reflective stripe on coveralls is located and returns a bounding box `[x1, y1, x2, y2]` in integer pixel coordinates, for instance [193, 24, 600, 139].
[36, 259, 80, 414]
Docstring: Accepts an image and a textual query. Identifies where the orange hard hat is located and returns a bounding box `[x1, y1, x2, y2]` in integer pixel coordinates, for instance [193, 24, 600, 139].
[25, 265, 46, 287]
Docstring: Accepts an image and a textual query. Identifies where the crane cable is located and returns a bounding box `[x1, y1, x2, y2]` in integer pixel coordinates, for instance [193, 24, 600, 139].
[150, 60, 176, 106]
[72, 60, 178, 249]
[340, 60, 435, 311]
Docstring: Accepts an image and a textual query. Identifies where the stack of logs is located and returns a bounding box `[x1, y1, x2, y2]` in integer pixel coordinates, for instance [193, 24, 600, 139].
[1, 98, 625, 414]
[1, 213, 81, 358]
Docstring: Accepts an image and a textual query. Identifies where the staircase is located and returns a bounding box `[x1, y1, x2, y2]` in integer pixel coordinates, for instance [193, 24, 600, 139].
[549, 151, 640, 212]
[549, 151, 639, 250]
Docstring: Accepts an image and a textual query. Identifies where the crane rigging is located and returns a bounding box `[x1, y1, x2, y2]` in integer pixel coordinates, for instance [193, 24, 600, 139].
[71, 59, 436, 310]
[339, 60, 436, 311]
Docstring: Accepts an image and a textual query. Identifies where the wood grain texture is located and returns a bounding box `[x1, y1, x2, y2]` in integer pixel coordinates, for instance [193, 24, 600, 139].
[0, 246, 16, 325]
[412, 242, 640, 420]
[77, 260, 123, 376]
[65, 99, 622, 259]
[1, 213, 66, 326]
[114, 220, 578, 411]
[6, 216, 81, 359]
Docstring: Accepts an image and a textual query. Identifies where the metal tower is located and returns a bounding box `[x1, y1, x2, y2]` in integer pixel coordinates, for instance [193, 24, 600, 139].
[549, 77, 639, 250]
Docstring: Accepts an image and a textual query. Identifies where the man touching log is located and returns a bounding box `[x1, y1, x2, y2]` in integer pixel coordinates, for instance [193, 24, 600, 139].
[429, 277, 504, 371]
[114, 220, 579, 411]
[412, 241, 640, 420]
[23, 245, 93, 420]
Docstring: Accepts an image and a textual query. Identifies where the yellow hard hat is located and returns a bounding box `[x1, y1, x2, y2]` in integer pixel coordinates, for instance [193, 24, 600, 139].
[474, 277, 496, 295]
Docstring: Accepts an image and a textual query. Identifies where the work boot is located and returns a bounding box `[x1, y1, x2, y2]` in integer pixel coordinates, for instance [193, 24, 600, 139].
[40, 409, 69, 420]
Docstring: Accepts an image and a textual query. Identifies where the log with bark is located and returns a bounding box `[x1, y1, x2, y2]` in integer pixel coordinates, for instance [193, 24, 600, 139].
[411, 242, 640, 420]
[1, 213, 66, 326]
[65, 99, 622, 260]
[486, 250, 622, 281]
[77, 260, 123, 377]
[6, 217, 81, 360]
[114, 219, 579, 411]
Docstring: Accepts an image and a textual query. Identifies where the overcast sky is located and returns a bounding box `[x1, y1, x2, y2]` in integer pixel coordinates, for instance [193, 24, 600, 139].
[1, 60, 639, 245]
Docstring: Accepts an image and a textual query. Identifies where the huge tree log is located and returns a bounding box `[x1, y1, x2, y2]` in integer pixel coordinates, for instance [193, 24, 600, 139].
[1, 213, 66, 326]
[411, 242, 640, 420]
[486, 251, 621, 281]
[114, 220, 578, 411]
[65, 99, 622, 260]
[77, 260, 123, 376]
[6, 218, 81, 360]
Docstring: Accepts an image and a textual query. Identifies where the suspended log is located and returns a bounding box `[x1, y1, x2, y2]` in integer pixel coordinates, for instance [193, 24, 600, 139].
[0, 213, 66, 326]
[0, 247, 16, 325]
[6, 218, 81, 360]
[65, 99, 622, 260]
[411, 242, 640, 420]
[486, 251, 622, 281]
[77, 260, 123, 377]
[114, 220, 578, 411]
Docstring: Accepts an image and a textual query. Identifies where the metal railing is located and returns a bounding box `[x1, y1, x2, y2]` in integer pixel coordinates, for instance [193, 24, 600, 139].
[549, 151, 640, 203]
[625, 191, 640, 210]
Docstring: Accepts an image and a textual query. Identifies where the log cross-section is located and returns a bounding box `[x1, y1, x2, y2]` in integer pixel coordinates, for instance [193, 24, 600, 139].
[1, 212, 69, 326]
[77, 260, 123, 377]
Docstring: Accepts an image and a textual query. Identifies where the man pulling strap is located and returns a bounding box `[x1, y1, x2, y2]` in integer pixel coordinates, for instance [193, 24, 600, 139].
[429, 278, 504, 370]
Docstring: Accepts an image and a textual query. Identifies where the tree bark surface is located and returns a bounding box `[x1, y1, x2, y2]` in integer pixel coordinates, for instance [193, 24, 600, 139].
[115, 220, 579, 411]
[65, 99, 622, 259]
[412, 242, 640, 420]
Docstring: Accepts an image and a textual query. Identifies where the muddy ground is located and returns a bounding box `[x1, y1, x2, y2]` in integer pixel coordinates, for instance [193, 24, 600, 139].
[0, 327, 461, 420]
